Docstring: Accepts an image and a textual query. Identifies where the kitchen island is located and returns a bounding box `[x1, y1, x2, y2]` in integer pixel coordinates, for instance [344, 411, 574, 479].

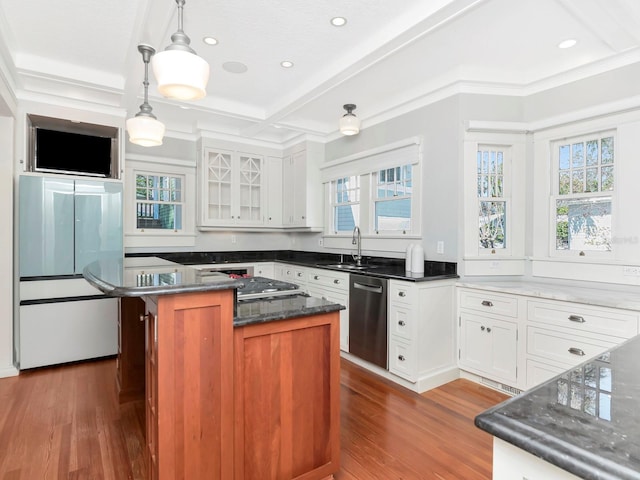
[475, 334, 640, 480]
[84, 257, 343, 480]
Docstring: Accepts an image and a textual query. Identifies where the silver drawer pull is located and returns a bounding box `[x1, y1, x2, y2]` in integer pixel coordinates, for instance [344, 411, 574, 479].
[480, 326, 485, 331]
[568, 315, 585, 323]
[569, 347, 586, 356]
[297, 272, 303, 277]
[139, 314, 149, 322]
[334, 279, 340, 284]
[481, 300, 493, 307]
[398, 291, 406, 297]
[486, 327, 491, 333]
[314, 275, 319, 280]
[398, 355, 406, 362]
[398, 320, 406, 326]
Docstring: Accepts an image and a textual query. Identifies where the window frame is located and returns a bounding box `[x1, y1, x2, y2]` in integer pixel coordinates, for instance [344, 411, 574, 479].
[330, 175, 361, 234]
[549, 130, 615, 258]
[135, 172, 185, 232]
[124, 154, 196, 248]
[372, 164, 413, 235]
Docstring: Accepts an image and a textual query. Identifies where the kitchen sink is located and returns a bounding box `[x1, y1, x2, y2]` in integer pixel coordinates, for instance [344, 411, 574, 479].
[324, 263, 376, 271]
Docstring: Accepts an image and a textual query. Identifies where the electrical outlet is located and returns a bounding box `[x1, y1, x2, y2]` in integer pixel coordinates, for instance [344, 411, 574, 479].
[231, 235, 236, 244]
[318, 238, 324, 247]
[623, 266, 640, 276]
[436, 241, 444, 254]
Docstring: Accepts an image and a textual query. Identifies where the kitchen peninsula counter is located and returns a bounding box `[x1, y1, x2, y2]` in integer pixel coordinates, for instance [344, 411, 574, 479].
[83, 257, 342, 480]
[475, 335, 640, 479]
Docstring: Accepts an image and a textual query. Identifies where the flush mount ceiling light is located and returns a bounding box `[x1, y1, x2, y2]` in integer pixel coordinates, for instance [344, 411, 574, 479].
[339, 104, 361, 136]
[152, 0, 210, 100]
[331, 16, 347, 27]
[558, 38, 577, 49]
[280, 60, 294, 68]
[126, 44, 165, 147]
[202, 36, 218, 45]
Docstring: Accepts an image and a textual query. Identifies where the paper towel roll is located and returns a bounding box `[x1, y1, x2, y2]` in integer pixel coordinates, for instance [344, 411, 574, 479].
[411, 244, 424, 274]
[405, 244, 414, 272]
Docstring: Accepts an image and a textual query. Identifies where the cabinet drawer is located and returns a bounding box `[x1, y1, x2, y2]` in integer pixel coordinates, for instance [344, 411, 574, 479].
[459, 289, 518, 318]
[307, 269, 349, 290]
[389, 281, 415, 305]
[388, 338, 416, 381]
[282, 266, 307, 289]
[526, 326, 617, 367]
[389, 303, 413, 341]
[527, 300, 639, 339]
[525, 358, 567, 389]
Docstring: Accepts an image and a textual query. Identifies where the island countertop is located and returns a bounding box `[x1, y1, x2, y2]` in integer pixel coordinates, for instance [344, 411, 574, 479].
[83, 257, 345, 326]
[475, 335, 640, 480]
[83, 256, 244, 296]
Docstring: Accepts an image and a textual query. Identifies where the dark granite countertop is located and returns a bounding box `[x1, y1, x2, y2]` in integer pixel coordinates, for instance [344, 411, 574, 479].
[83, 257, 243, 296]
[127, 250, 458, 282]
[475, 335, 640, 480]
[234, 294, 345, 327]
[84, 257, 345, 327]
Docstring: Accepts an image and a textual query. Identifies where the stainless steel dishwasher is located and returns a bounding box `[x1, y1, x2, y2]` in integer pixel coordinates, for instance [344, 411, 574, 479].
[349, 273, 388, 368]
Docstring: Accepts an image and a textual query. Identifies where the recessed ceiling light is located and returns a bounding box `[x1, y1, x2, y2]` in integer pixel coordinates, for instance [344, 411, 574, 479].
[223, 61, 248, 74]
[331, 17, 347, 27]
[558, 39, 577, 49]
[280, 60, 294, 68]
[203, 36, 218, 45]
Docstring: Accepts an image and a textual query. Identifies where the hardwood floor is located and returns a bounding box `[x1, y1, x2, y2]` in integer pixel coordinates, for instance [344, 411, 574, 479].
[0, 357, 507, 480]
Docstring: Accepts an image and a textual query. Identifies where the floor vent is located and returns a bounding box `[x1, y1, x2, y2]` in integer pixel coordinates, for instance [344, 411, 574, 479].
[480, 377, 522, 396]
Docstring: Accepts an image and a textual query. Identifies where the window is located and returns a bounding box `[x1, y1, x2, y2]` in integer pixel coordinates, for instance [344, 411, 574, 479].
[331, 176, 360, 233]
[477, 146, 508, 251]
[553, 133, 614, 252]
[135, 174, 183, 230]
[374, 165, 412, 232]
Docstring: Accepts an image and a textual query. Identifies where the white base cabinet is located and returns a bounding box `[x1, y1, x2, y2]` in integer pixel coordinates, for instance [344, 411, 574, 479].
[387, 279, 458, 390]
[457, 284, 640, 392]
[306, 268, 349, 351]
[19, 297, 118, 369]
[493, 438, 581, 480]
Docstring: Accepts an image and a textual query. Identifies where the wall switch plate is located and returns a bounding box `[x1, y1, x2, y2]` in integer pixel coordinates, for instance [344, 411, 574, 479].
[318, 238, 324, 247]
[436, 241, 444, 254]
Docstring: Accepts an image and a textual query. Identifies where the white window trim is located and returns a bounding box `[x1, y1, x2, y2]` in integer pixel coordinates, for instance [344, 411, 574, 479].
[322, 137, 422, 244]
[124, 154, 196, 248]
[548, 130, 615, 259]
[462, 132, 526, 268]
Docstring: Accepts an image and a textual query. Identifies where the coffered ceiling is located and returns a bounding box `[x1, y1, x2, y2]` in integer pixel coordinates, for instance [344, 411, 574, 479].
[0, 0, 639, 144]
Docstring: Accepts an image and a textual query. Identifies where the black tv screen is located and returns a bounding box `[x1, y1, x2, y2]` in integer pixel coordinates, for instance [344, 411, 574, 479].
[35, 128, 113, 177]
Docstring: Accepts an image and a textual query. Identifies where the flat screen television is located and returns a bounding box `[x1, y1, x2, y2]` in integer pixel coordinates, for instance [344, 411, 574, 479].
[28, 114, 120, 179]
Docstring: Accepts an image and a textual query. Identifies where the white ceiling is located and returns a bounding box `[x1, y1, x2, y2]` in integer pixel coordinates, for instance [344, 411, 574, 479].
[1, 0, 640, 145]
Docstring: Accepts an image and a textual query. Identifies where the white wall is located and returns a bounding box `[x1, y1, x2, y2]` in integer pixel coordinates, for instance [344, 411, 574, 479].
[0, 115, 17, 376]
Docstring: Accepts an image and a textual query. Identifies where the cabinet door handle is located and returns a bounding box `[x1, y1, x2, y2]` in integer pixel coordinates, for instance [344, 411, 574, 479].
[297, 272, 303, 277]
[486, 327, 491, 333]
[481, 300, 493, 307]
[568, 315, 585, 323]
[569, 347, 586, 356]
[139, 314, 149, 322]
[398, 291, 406, 297]
[334, 279, 340, 284]
[398, 320, 406, 326]
[398, 355, 406, 362]
[314, 275, 319, 280]
[480, 326, 485, 331]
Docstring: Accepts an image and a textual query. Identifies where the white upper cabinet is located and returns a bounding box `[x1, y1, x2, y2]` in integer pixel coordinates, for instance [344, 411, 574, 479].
[199, 147, 267, 228]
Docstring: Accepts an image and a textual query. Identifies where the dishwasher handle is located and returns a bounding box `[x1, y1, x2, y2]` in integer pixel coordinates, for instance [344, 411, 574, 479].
[353, 282, 384, 294]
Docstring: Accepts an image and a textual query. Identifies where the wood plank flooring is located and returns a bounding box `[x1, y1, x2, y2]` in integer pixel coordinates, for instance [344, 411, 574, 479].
[0, 357, 507, 480]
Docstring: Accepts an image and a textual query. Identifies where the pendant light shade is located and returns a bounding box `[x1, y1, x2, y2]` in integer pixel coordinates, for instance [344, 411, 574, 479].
[127, 44, 165, 147]
[339, 104, 361, 136]
[152, 0, 210, 100]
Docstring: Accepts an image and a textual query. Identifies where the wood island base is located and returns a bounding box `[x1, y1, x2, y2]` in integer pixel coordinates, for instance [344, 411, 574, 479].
[137, 290, 340, 480]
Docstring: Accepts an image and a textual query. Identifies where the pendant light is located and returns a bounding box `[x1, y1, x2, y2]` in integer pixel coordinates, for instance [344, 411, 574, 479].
[152, 0, 210, 100]
[339, 104, 361, 136]
[126, 44, 165, 147]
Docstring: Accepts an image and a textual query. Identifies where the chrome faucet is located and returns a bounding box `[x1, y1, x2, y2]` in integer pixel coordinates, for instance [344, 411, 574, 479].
[352, 226, 362, 266]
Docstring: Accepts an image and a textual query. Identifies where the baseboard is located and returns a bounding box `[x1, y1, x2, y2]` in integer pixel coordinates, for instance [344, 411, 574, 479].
[0, 364, 19, 378]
